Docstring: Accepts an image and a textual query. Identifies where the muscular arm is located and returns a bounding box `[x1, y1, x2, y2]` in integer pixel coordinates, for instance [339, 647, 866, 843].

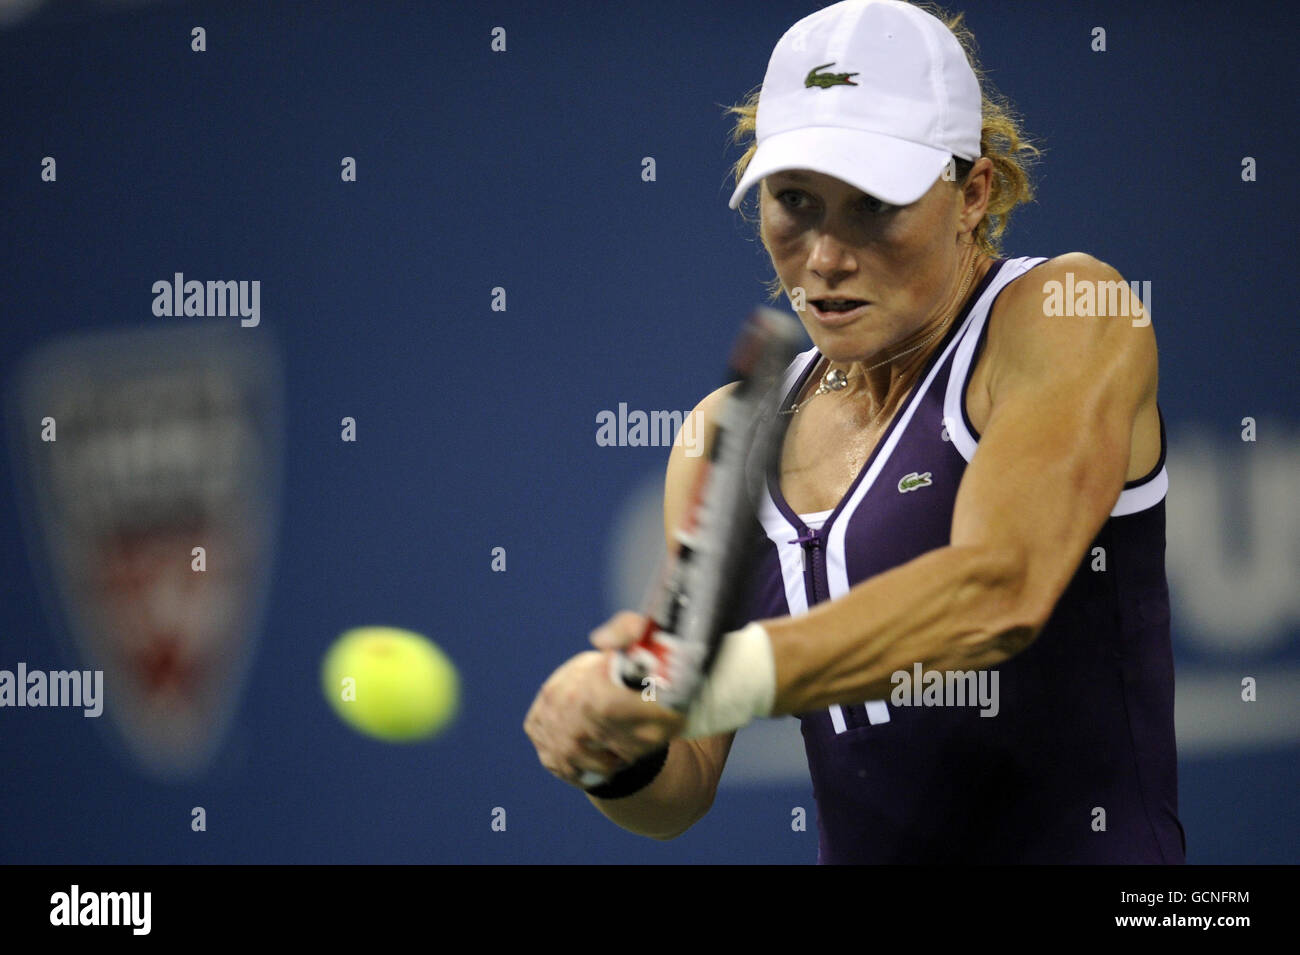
[586, 384, 740, 839]
[763, 253, 1160, 713]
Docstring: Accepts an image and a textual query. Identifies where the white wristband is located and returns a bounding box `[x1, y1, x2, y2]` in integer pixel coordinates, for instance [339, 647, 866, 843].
[682, 622, 776, 739]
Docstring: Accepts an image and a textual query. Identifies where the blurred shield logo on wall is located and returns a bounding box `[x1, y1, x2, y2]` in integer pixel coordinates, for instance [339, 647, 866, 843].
[10, 324, 282, 778]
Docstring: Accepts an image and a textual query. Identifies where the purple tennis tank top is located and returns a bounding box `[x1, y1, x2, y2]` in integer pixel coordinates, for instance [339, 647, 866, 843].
[730, 256, 1184, 863]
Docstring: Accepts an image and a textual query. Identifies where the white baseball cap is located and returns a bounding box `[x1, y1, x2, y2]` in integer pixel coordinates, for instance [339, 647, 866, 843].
[728, 0, 982, 210]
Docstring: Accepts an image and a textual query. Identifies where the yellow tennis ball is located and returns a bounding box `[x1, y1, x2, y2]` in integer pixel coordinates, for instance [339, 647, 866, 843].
[321, 626, 459, 742]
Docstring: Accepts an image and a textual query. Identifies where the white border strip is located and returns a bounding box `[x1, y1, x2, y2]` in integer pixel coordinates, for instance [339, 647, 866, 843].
[942, 257, 1046, 464]
[1112, 466, 1169, 516]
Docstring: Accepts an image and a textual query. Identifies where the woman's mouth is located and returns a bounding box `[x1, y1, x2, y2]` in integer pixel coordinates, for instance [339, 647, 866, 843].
[810, 299, 871, 326]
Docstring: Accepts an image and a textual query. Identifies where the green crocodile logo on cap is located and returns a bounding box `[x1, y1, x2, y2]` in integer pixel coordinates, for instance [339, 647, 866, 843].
[805, 62, 859, 89]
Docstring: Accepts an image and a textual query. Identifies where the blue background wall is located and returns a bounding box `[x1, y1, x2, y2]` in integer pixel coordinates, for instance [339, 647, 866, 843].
[1, 0, 1296, 863]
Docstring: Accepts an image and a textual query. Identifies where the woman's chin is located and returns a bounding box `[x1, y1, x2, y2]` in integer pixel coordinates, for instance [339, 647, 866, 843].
[808, 332, 882, 364]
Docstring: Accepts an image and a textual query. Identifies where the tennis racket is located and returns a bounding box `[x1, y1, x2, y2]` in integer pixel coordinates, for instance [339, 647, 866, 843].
[581, 306, 803, 790]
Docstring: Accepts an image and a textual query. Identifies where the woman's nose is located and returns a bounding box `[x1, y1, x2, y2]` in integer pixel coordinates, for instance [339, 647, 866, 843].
[806, 231, 857, 279]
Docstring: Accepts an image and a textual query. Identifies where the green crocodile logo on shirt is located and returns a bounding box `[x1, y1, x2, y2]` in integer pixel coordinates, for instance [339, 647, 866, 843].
[805, 62, 859, 89]
[898, 471, 933, 493]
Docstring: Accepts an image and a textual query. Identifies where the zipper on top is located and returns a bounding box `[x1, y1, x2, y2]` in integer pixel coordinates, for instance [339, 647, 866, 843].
[790, 526, 830, 605]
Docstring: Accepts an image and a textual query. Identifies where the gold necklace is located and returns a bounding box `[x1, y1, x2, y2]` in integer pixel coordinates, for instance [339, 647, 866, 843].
[783, 252, 982, 416]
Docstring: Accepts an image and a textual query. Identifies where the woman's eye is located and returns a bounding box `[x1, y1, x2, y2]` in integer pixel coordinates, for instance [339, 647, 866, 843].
[776, 189, 809, 209]
[858, 195, 893, 214]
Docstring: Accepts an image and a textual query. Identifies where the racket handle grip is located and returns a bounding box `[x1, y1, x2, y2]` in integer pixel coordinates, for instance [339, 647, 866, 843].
[607, 616, 671, 693]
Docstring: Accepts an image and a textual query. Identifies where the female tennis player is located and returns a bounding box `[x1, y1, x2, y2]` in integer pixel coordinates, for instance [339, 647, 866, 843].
[525, 0, 1183, 863]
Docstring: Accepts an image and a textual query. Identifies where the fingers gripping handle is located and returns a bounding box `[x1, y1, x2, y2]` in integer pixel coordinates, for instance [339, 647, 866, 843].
[579, 622, 686, 791]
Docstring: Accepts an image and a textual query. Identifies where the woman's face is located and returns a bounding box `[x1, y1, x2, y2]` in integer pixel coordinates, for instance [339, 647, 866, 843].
[760, 167, 975, 364]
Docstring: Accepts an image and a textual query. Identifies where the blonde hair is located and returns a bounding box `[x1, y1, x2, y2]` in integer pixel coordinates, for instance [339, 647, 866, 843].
[723, 1, 1042, 301]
